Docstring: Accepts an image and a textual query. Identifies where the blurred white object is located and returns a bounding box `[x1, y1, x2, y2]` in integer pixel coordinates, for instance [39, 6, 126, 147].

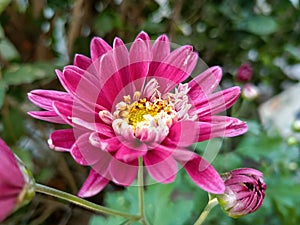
[259, 82, 300, 138]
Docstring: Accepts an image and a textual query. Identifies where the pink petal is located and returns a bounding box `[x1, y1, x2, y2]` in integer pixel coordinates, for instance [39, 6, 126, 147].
[28, 90, 72, 111]
[151, 34, 170, 62]
[0, 198, 15, 223]
[89, 132, 120, 152]
[74, 54, 92, 70]
[163, 120, 199, 147]
[56, 67, 100, 105]
[109, 158, 138, 186]
[129, 36, 151, 91]
[90, 37, 112, 62]
[96, 52, 127, 110]
[78, 169, 110, 198]
[188, 66, 222, 101]
[144, 147, 177, 183]
[174, 150, 225, 194]
[150, 46, 197, 93]
[194, 87, 241, 117]
[114, 143, 148, 163]
[27, 111, 66, 124]
[48, 129, 75, 152]
[0, 138, 24, 187]
[71, 133, 102, 165]
[113, 37, 135, 96]
[197, 117, 248, 141]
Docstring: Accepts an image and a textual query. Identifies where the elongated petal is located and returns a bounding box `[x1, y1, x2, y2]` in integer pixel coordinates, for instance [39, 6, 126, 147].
[28, 90, 72, 111]
[48, 129, 75, 151]
[144, 147, 177, 183]
[194, 87, 241, 117]
[150, 46, 197, 93]
[163, 120, 199, 147]
[129, 35, 151, 91]
[188, 66, 222, 101]
[114, 143, 148, 163]
[70, 133, 102, 165]
[74, 54, 92, 70]
[197, 117, 248, 141]
[78, 170, 110, 198]
[109, 158, 138, 186]
[90, 37, 112, 62]
[174, 150, 225, 194]
[27, 111, 66, 124]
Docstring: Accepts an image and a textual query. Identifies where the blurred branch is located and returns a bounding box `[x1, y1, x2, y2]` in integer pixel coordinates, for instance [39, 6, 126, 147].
[169, 0, 183, 40]
[67, 0, 86, 59]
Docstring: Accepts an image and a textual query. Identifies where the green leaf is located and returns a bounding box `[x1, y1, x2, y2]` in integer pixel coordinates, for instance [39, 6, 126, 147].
[238, 16, 278, 36]
[0, 0, 11, 14]
[235, 132, 283, 161]
[89, 215, 127, 225]
[3, 63, 57, 85]
[145, 183, 194, 225]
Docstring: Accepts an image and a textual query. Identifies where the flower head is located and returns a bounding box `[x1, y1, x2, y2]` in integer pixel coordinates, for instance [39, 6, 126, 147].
[28, 31, 248, 197]
[242, 83, 259, 101]
[217, 168, 266, 218]
[236, 63, 253, 83]
[0, 138, 35, 222]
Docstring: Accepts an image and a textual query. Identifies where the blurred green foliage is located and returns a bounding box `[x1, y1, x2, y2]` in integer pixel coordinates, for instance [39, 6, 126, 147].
[1, 0, 300, 224]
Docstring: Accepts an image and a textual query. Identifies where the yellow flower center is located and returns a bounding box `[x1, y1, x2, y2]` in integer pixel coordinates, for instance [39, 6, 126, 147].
[127, 98, 172, 128]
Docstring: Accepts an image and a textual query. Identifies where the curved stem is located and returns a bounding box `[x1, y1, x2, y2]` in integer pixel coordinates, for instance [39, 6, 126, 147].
[35, 183, 140, 220]
[194, 198, 218, 225]
[138, 157, 150, 225]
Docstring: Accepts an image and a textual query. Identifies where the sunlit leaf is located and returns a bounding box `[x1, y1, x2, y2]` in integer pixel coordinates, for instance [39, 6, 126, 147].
[3, 63, 57, 85]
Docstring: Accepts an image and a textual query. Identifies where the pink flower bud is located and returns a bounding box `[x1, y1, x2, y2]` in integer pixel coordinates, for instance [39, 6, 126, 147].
[0, 138, 35, 222]
[242, 83, 260, 100]
[217, 168, 266, 218]
[236, 63, 253, 83]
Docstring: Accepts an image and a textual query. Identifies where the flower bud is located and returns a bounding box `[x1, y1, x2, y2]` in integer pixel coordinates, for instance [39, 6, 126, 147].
[242, 83, 260, 100]
[292, 119, 300, 132]
[217, 168, 266, 218]
[236, 63, 253, 83]
[0, 138, 35, 222]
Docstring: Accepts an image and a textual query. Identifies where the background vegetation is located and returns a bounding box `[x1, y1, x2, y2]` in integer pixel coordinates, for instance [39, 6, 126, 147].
[0, 0, 300, 224]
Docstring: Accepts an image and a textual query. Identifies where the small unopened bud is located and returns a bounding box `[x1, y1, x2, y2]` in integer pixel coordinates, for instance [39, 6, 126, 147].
[217, 168, 266, 218]
[292, 120, 300, 132]
[0, 138, 35, 222]
[236, 63, 253, 83]
[242, 83, 259, 100]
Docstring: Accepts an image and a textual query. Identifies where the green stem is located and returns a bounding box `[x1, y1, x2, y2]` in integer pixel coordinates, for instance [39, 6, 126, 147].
[138, 157, 149, 225]
[194, 198, 218, 225]
[35, 183, 140, 220]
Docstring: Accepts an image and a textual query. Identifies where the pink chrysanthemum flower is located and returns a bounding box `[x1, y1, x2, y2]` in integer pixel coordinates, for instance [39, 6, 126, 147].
[28, 32, 247, 197]
[0, 138, 35, 222]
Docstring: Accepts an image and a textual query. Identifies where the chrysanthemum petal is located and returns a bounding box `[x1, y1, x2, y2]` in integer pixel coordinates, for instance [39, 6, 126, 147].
[163, 120, 199, 147]
[27, 111, 66, 124]
[114, 144, 148, 163]
[78, 169, 110, 198]
[197, 116, 248, 141]
[174, 150, 225, 194]
[90, 37, 112, 62]
[28, 90, 72, 111]
[144, 147, 177, 183]
[150, 46, 197, 93]
[48, 129, 75, 152]
[129, 35, 151, 91]
[0, 198, 16, 223]
[194, 87, 241, 117]
[71, 133, 102, 165]
[109, 158, 138, 186]
[188, 66, 222, 101]
[56, 67, 100, 104]
[74, 54, 92, 70]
